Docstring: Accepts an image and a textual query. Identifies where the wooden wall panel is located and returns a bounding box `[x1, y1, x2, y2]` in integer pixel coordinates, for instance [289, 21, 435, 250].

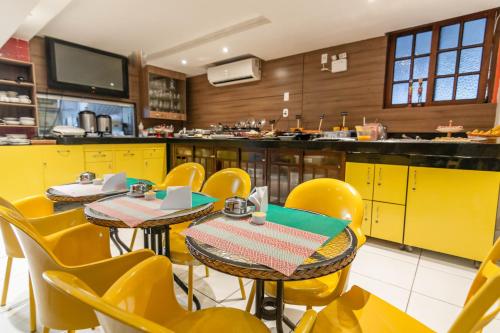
[187, 36, 497, 132]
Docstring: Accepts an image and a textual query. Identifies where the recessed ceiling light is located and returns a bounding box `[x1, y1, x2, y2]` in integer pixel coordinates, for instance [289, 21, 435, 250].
[181, 59, 187, 65]
[222, 47, 229, 53]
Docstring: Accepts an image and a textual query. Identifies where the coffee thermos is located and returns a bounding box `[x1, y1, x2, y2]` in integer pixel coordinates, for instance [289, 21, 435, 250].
[97, 115, 112, 135]
[78, 110, 97, 134]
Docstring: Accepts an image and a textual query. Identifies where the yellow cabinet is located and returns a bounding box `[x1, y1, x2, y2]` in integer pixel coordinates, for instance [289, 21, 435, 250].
[85, 162, 114, 177]
[373, 164, 408, 205]
[144, 158, 165, 184]
[115, 149, 143, 179]
[362, 200, 372, 236]
[405, 167, 499, 261]
[371, 202, 405, 243]
[42, 146, 84, 188]
[345, 162, 374, 200]
[0, 147, 44, 201]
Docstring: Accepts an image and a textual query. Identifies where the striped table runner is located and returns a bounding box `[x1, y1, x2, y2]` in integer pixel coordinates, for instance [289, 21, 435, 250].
[86, 197, 177, 227]
[183, 217, 328, 276]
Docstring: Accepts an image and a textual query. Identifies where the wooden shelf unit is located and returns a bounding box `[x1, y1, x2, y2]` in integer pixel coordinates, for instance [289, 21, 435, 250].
[0, 57, 39, 133]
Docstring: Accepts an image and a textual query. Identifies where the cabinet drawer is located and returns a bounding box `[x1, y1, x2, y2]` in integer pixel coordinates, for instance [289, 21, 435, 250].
[373, 164, 408, 205]
[85, 150, 113, 163]
[144, 148, 164, 159]
[371, 202, 405, 243]
[115, 149, 142, 160]
[345, 162, 374, 200]
[362, 200, 372, 236]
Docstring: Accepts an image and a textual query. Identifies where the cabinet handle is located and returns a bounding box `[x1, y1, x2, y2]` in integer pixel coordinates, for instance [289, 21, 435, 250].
[412, 169, 417, 191]
[57, 150, 70, 154]
[377, 168, 382, 186]
[366, 168, 371, 185]
[375, 206, 380, 223]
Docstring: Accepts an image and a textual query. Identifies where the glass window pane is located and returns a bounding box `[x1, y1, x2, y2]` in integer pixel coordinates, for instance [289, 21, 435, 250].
[434, 77, 455, 101]
[413, 56, 429, 79]
[412, 80, 427, 104]
[394, 59, 411, 81]
[395, 35, 413, 58]
[415, 31, 432, 55]
[392, 82, 409, 104]
[439, 24, 460, 49]
[456, 75, 479, 100]
[462, 18, 486, 46]
[436, 51, 457, 75]
[459, 47, 483, 73]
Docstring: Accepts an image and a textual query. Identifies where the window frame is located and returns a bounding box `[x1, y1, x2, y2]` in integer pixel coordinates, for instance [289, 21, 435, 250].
[384, 9, 498, 108]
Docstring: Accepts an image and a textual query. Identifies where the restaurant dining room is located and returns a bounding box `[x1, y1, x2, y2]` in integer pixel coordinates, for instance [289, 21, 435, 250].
[0, 0, 499, 332]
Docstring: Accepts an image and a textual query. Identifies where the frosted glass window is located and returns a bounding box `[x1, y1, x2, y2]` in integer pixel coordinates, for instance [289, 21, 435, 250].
[439, 24, 460, 49]
[395, 35, 413, 58]
[412, 80, 427, 104]
[462, 18, 486, 46]
[415, 31, 432, 55]
[392, 83, 409, 104]
[434, 77, 454, 101]
[456, 75, 479, 100]
[413, 56, 429, 79]
[436, 51, 457, 75]
[459, 47, 483, 73]
[394, 60, 411, 81]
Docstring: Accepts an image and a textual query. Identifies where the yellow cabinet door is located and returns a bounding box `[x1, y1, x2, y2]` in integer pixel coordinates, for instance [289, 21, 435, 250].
[0, 147, 44, 201]
[362, 200, 372, 236]
[42, 146, 84, 188]
[144, 159, 165, 184]
[371, 202, 405, 243]
[405, 167, 499, 261]
[345, 162, 374, 200]
[85, 162, 114, 177]
[373, 164, 408, 205]
[115, 149, 143, 179]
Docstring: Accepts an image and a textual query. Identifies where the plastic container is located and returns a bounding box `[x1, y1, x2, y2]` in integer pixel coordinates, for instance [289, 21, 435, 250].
[356, 126, 377, 141]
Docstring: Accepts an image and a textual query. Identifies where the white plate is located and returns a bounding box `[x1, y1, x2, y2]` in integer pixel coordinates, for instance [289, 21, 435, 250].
[4, 121, 20, 125]
[222, 207, 254, 218]
[6, 134, 27, 138]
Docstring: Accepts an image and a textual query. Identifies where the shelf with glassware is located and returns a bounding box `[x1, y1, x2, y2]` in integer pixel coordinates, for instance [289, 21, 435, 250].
[140, 65, 187, 121]
[0, 57, 38, 129]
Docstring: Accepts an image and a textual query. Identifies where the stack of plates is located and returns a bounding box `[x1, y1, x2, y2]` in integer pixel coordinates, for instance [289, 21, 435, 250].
[6, 134, 30, 145]
[2, 117, 20, 125]
[0, 137, 8, 146]
[20, 117, 35, 125]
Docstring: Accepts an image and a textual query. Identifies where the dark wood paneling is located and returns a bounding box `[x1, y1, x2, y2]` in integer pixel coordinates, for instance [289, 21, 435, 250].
[187, 36, 496, 132]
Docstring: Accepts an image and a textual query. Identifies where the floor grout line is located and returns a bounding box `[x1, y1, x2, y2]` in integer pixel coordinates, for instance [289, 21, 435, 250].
[410, 290, 465, 309]
[351, 270, 414, 292]
[405, 249, 421, 312]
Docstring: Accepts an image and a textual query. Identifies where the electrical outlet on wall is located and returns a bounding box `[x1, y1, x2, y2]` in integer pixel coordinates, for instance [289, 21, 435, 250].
[284, 92, 289, 101]
[283, 108, 289, 117]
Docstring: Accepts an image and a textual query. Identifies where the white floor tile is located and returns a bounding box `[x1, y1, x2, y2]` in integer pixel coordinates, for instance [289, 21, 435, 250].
[347, 271, 411, 311]
[406, 292, 460, 333]
[419, 250, 477, 280]
[483, 319, 500, 333]
[351, 248, 418, 290]
[412, 265, 472, 306]
[362, 238, 421, 264]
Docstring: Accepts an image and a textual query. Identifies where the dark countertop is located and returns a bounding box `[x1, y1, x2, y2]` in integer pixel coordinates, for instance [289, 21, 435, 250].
[56, 136, 500, 160]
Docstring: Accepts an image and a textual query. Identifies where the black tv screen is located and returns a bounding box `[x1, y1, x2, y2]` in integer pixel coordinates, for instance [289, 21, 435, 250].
[46, 37, 129, 98]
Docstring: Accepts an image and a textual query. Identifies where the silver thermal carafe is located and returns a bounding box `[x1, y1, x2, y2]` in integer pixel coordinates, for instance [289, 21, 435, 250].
[78, 110, 97, 134]
[96, 114, 112, 136]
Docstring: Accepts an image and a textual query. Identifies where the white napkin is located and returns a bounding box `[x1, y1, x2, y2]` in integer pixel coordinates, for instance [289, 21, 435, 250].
[102, 173, 127, 192]
[160, 186, 192, 210]
[50, 184, 104, 197]
[248, 186, 268, 212]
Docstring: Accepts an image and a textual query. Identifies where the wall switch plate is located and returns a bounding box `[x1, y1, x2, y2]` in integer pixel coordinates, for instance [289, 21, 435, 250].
[321, 53, 328, 64]
[338, 52, 347, 59]
[332, 58, 348, 73]
[284, 92, 289, 101]
[283, 108, 289, 117]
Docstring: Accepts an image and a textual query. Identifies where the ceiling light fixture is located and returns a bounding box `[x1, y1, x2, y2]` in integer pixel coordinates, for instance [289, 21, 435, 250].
[222, 47, 229, 53]
[181, 59, 187, 65]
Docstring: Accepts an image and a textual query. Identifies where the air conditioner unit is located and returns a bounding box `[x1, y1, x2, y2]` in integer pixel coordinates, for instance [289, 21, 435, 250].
[207, 58, 261, 87]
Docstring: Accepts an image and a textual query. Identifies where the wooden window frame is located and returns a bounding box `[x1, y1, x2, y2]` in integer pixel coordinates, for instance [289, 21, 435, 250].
[384, 8, 499, 108]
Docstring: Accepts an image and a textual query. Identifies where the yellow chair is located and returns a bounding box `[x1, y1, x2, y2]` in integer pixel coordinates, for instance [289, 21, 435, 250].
[295, 238, 500, 333]
[246, 178, 365, 311]
[129, 162, 205, 249]
[0, 205, 155, 333]
[170, 168, 251, 310]
[43, 256, 270, 333]
[0, 195, 87, 332]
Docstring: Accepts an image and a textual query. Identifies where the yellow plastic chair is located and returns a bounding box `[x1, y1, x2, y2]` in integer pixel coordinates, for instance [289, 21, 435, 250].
[170, 168, 251, 310]
[0, 195, 87, 332]
[295, 238, 500, 333]
[43, 256, 270, 333]
[246, 178, 365, 311]
[0, 205, 155, 333]
[129, 163, 205, 249]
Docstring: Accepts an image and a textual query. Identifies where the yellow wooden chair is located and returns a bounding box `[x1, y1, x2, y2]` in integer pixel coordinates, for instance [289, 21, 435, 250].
[43, 255, 270, 333]
[129, 162, 205, 249]
[246, 178, 365, 311]
[295, 238, 500, 333]
[0, 205, 155, 333]
[0, 195, 87, 332]
[170, 168, 251, 310]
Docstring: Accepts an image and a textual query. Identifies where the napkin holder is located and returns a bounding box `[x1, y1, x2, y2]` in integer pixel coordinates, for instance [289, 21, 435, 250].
[160, 186, 192, 210]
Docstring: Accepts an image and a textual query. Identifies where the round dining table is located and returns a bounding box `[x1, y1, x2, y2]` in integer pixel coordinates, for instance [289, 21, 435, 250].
[84, 193, 215, 310]
[185, 211, 358, 333]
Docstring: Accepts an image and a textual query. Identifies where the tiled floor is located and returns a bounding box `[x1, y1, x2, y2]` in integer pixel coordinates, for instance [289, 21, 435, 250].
[0, 231, 498, 333]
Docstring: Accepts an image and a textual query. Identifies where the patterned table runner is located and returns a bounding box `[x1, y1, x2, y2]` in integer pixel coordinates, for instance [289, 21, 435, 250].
[183, 217, 329, 276]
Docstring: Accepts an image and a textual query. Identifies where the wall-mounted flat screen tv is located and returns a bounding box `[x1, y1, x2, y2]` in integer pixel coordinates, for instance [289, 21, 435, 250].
[46, 37, 129, 98]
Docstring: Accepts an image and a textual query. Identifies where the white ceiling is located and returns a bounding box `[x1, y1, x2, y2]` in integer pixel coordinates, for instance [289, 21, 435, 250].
[5, 0, 500, 76]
